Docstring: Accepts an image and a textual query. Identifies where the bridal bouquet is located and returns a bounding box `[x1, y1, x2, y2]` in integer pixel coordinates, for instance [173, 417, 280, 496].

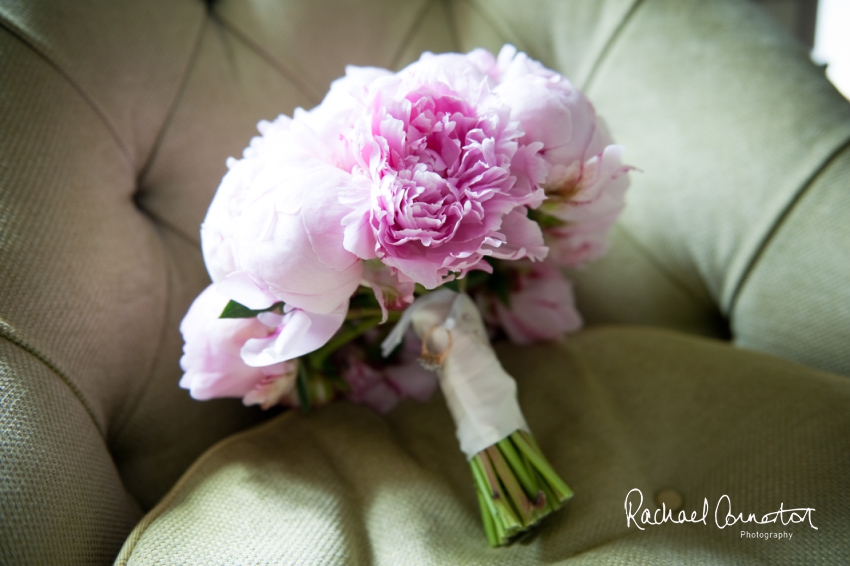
[180, 45, 631, 546]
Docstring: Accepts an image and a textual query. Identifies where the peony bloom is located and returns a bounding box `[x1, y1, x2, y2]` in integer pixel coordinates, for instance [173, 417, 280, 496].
[360, 259, 416, 323]
[382, 332, 439, 402]
[179, 284, 294, 404]
[187, 44, 629, 409]
[337, 51, 549, 289]
[540, 144, 631, 267]
[494, 45, 631, 268]
[487, 261, 582, 345]
[495, 45, 600, 173]
[240, 301, 348, 367]
[179, 284, 344, 405]
[241, 360, 299, 410]
[342, 333, 437, 414]
[342, 359, 400, 414]
[201, 116, 363, 315]
[544, 211, 618, 267]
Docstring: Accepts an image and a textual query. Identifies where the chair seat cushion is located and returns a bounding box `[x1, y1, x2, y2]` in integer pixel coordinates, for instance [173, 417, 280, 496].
[116, 327, 849, 565]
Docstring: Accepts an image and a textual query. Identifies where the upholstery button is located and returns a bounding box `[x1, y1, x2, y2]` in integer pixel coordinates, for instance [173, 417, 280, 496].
[655, 488, 683, 511]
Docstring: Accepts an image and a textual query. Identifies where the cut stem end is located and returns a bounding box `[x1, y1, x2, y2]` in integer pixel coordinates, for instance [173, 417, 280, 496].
[469, 430, 573, 547]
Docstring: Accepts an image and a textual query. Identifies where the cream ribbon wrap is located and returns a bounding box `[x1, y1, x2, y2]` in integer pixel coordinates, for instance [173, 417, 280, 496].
[382, 289, 529, 459]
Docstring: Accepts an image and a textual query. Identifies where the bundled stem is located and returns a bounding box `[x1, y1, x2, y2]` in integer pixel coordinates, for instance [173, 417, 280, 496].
[294, 360, 347, 411]
[470, 430, 573, 546]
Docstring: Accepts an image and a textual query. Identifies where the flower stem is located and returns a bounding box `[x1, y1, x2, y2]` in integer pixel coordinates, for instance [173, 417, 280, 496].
[345, 308, 402, 322]
[309, 317, 382, 370]
[476, 487, 499, 547]
[470, 456, 506, 542]
[496, 437, 541, 501]
[513, 431, 573, 502]
[469, 430, 573, 546]
[485, 446, 535, 525]
[296, 359, 312, 412]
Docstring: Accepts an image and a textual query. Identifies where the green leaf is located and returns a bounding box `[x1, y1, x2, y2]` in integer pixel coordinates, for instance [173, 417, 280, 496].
[465, 269, 490, 292]
[308, 316, 383, 370]
[219, 300, 283, 319]
[527, 208, 566, 229]
[296, 360, 311, 413]
[350, 287, 380, 310]
[489, 268, 512, 308]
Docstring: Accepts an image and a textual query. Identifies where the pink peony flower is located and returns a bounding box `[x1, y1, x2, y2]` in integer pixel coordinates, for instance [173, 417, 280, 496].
[487, 261, 582, 345]
[179, 284, 293, 404]
[201, 116, 363, 315]
[240, 301, 348, 367]
[545, 212, 618, 267]
[493, 45, 631, 268]
[541, 145, 631, 266]
[342, 333, 437, 413]
[179, 284, 343, 405]
[342, 359, 400, 414]
[495, 45, 600, 172]
[360, 260, 415, 323]
[241, 361, 299, 410]
[336, 51, 549, 289]
[383, 333, 439, 401]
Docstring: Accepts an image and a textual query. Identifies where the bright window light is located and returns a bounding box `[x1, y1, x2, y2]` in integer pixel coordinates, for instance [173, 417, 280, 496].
[812, 0, 850, 98]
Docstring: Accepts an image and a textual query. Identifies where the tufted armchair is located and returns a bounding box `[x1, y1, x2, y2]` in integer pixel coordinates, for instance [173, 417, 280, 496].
[1, 0, 848, 564]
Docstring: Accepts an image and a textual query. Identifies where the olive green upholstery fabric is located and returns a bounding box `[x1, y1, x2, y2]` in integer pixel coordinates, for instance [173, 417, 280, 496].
[0, 1, 273, 563]
[1, 0, 849, 564]
[116, 328, 850, 565]
[568, 0, 850, 374]
[0, 340, 141, 565]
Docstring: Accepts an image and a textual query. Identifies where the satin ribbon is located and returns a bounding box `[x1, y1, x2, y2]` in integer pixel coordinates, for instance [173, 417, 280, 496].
[383, 290, 528, 459]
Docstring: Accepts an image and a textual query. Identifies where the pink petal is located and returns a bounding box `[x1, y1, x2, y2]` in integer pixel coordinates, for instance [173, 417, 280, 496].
[241, 301, 348, 366]
[488, 207, 548, 261]
[217, 271, 277, 310]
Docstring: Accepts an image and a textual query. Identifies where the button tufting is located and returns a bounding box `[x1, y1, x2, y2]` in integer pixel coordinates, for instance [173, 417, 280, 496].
[655, 488, 683, 512]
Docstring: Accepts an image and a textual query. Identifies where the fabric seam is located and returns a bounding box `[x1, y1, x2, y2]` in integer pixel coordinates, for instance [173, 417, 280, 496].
[106, 225, 174, 442]
[441, 0, 462, 52]
[458, 0, 529, 55]
[580, 0, 645, 92]
[389, 0, 439, 70]
[209, 9, 322, 104]
[112, 410, 297, 564]
[0, 13, 134, 169]
[135, 13, 208, 186]
[0, 326, 104, 437]
[108, 16, 209, 439]
[726, 136, 850, 315]
[615, 223, 717, 309]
